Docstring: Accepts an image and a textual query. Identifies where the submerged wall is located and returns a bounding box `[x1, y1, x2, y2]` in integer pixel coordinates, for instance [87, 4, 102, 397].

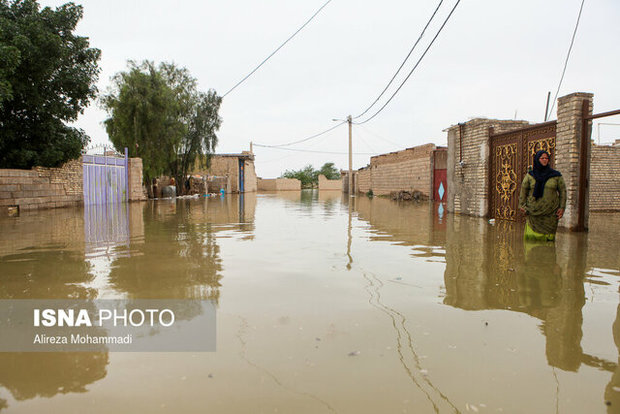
[590, 142, 620, 211]
[318, 175, 342, 191]
[258, 178, 301, 191]
[0, 159, 83, 213]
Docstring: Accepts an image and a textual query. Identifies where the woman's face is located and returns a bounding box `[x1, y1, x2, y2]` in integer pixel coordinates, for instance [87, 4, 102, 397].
[539, 153, 550, 167]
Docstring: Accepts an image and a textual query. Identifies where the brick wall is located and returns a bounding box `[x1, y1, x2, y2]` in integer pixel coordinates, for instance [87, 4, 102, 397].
[258, 178, 301, 191]
[590, 144, 620, 211]
[0, 159, 83, 213]
[357, 168, 371, 194]
[368, 143, 436, 197]
[318, 175, 342, 190]
[446, 119, 530, 216]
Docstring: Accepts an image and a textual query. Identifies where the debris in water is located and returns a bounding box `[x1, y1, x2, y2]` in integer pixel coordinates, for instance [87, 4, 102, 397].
[208, 374, 213, 378]
[315, 337, 321, 341]
[348, 351, 360, 356]
[465, 403, 479, 412]
[613, 386, 620, 392]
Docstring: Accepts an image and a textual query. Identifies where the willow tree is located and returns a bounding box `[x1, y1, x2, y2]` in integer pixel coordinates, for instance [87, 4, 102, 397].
[101, 60, 222, 195]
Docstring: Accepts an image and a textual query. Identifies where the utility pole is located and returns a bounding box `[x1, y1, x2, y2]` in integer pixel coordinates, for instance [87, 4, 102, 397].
[347, 115, 353, 197]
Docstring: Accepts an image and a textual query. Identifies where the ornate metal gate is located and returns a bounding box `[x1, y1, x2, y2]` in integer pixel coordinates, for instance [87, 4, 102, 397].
[489, 121, 557, 221]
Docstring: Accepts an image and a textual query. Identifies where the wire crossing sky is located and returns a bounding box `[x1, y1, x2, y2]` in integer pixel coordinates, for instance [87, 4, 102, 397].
[354, 0, 462, 125]
[221, 0, 333, 98]
[547, 0, 586, 119]
[352, 0, 445, 120]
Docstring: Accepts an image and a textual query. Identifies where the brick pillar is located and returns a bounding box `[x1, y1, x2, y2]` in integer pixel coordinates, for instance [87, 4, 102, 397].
[127, 158, 147, 201]
[555, 92, 593, 230]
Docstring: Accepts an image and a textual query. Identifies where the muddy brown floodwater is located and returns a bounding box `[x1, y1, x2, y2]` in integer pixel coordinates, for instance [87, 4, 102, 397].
[0, 190, 619, 413]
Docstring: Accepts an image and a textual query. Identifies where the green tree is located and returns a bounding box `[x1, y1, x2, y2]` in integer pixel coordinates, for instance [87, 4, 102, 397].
[101, 61, 222, 194]
[281, 162, 340, 188]
[317, 162, 340, 180]
[282, 164, 317, 189]
[0, 0, 101, 168]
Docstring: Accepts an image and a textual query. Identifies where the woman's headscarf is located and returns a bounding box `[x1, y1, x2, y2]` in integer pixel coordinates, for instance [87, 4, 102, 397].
[528, 150, 561, 199]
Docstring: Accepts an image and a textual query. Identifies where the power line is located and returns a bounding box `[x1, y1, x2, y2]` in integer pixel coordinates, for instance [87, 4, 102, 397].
[354, 0, 461, 126]
[254, 121, 346, 147]
[221, 0, 333, 98]
[253, 143, 375, 155]
[546, 0, 586, 119]
[353, 0, 445, 120]
[356, 124, 403, 148]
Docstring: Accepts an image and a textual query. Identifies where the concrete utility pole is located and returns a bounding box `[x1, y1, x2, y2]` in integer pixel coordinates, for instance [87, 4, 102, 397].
[347, 115, 352, 197]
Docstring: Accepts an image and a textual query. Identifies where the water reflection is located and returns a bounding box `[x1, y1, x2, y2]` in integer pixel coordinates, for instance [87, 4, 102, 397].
[353, 196, 446, 261]
[352, 197, 619, 378]
[0, 209, 109, 410]
[0, 195, 255, 411]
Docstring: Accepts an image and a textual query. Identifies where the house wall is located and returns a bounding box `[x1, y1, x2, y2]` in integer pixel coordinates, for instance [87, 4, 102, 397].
[195, 155, 257, 193]
[590, 143, 620, 211]
[368, 143, 436, 197]
[357, 168, 371, 194]
[318, 175, 342, 190]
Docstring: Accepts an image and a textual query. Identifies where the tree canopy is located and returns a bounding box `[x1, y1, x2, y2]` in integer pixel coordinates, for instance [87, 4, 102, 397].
[101, 60, 222, 192]
[281, 162, 340, 188]
[0, 0, 101, 168]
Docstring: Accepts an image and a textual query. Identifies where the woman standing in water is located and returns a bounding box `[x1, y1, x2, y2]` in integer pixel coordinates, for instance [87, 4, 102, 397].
[518, 150, 567, 241]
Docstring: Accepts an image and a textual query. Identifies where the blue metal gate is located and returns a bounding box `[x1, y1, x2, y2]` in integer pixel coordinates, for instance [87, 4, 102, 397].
[82, 151, 128, 205]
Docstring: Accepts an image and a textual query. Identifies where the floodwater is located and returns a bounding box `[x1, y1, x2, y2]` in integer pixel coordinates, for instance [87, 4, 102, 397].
[0, 191, 619, 413]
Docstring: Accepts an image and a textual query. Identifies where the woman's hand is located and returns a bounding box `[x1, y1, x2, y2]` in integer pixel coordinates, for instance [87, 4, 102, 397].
[556, 208, 564, 219]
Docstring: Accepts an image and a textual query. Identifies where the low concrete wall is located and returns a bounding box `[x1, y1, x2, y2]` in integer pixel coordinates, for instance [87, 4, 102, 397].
[590, 142, 620, 211]
[0, 159, 83, 213]
[318, 175, 342, 190]
[258, 178, 301, 191]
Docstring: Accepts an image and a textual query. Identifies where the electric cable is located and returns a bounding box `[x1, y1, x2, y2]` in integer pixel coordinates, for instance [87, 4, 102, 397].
[354, 0, 461, 126]
[222, 0, 333, 98]
[253, 143, 375, 155]
[254, 121, 346, 147]
[356, 124, 403, 148]
[546, 0, 586, 119]
[353, 0, 445, 120]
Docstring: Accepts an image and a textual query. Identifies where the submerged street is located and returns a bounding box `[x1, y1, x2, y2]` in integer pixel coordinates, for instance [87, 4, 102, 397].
[0, 191, 619, 413]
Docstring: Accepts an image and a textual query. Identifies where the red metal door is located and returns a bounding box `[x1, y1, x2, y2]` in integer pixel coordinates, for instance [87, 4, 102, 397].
[433, 169, 447, 202]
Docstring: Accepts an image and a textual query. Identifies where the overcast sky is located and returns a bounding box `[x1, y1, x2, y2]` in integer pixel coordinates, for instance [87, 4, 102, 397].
[39, 0, 620, 178]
